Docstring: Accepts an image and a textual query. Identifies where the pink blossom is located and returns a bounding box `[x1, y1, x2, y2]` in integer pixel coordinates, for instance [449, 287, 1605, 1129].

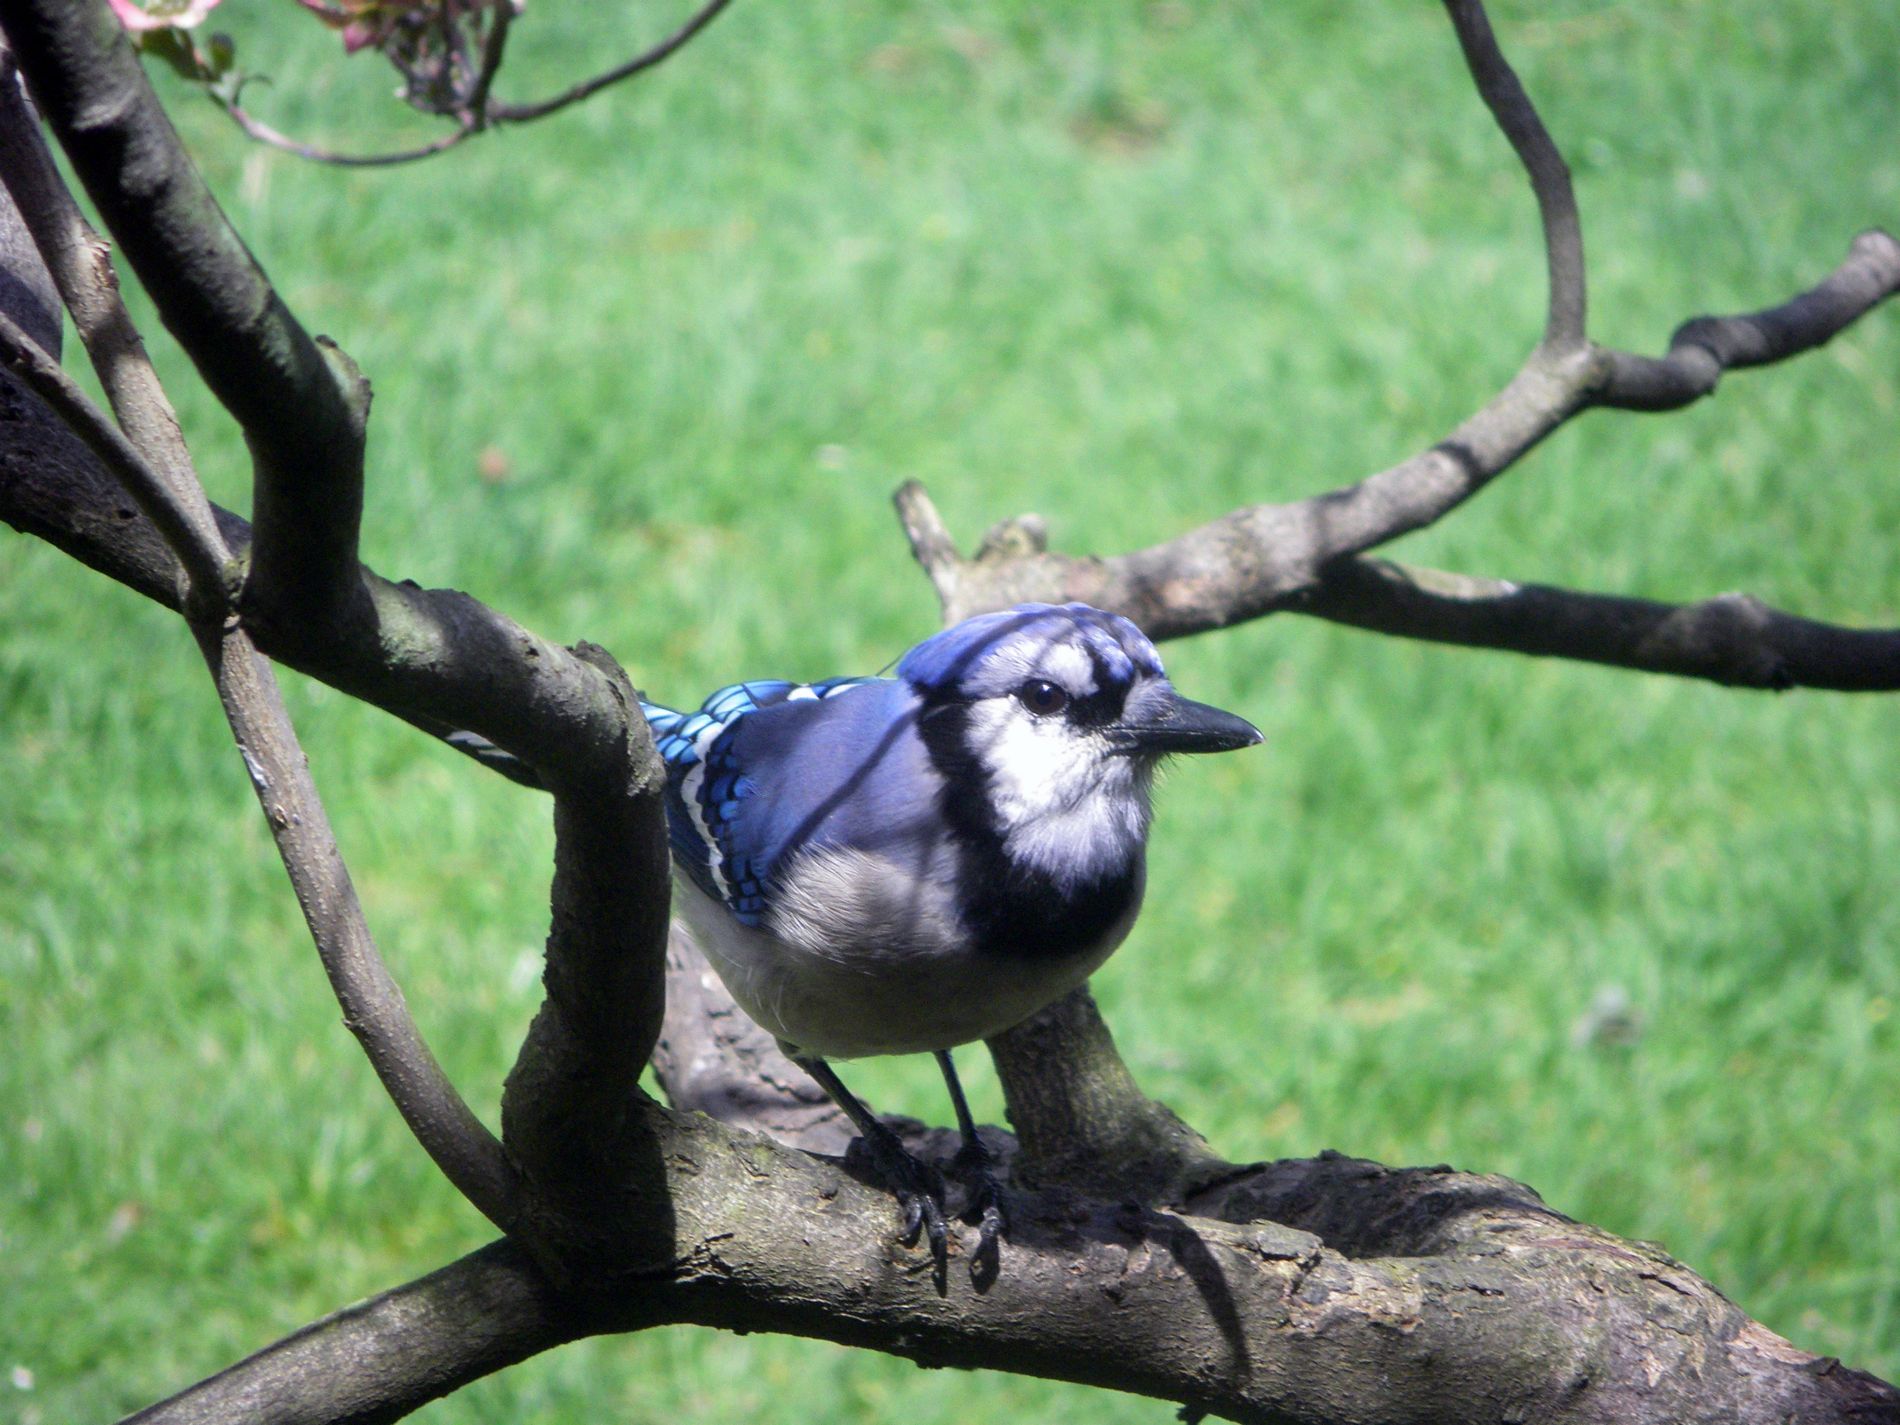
[107, 0, 223, 31]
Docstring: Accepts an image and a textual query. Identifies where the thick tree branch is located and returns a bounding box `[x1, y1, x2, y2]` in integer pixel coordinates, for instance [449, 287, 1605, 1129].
[1303, 557, 1900, 692]
[499, 645, 676, 1275]
[122, 1241, 582, 1425]
[2, 0, 370, 622]
[989, 987, 1236, 1204]
[0, 307, 228, 598]
[125, 1103, 1900, 1425]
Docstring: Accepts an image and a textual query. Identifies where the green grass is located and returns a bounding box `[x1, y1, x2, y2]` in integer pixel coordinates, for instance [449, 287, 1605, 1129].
[3, 1, 1899, 1420]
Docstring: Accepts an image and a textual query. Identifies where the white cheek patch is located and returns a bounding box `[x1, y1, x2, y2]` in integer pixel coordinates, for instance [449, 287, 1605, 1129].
[964, 699, 1152, 889]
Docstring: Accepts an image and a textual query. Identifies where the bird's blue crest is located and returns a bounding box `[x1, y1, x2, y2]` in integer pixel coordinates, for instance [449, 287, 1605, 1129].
[896, 602, 1164, 697]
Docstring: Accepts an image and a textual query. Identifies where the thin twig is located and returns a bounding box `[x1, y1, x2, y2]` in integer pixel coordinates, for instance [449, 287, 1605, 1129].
[1443, 0, 1587, 350]
[489, 0, 734, 123]
[202, 1, 515, 166]
[465, 0, 518, 127]
[207, 0, 728, 168]
[213, 97, 475, 167]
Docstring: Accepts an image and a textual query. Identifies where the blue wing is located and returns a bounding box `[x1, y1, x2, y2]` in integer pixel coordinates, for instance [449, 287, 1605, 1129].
[643, 676, 886, 925]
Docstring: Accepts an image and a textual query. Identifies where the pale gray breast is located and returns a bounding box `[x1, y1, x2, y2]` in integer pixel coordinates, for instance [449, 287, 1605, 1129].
[676, 846, 1128, 1059]
[767, 844, 967, 966]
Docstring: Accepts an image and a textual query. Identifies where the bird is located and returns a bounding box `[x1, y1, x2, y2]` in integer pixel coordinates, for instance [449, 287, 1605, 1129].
[641, 601, 1261, 1262]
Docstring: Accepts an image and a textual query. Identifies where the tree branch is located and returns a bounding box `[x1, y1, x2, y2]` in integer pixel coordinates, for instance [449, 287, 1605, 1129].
[3, 0, 370, 622]
[211, 98, 477, 168]
[0, 51, 207, 514]
[1301, 557, 1900, 692]
[0, 2, 642, 792]
[199, 0, 521, 170]
[0, 174, 524, 1232]
[194, 612, 527, 1232]
[1443, 0, 1585, 350]
[0, 306, 229, 599]
[202, 0, 730, 169]
[488, 0, 734, 125]
[884, 0, 1898, 649]
[122, 1240, 582, 1425]
[499, 645, 677, 1276]
[125, 1103, 1900, 1425]
[1597, 229, 1900, 411]
[4, 4, 681, 1258]
[988, 987, 1236, 1204]
[896, 220, 1899, 645]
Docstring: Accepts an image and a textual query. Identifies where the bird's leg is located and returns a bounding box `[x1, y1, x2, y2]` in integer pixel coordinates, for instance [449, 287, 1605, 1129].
[790, 1050, 949, 1264]
[935, 1048, 1006, 1264]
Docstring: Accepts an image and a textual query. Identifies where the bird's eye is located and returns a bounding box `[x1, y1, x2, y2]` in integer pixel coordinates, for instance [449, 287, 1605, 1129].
[1017, 680, 1070, 716]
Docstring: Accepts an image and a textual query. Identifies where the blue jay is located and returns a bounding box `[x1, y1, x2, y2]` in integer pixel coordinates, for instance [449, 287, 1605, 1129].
[643, 602, 1260, 1261]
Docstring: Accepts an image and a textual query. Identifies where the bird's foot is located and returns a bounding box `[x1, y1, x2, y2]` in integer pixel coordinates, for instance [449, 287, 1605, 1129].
[845, 1127, 950, 1267]
[950, 1133, 1007, 1278]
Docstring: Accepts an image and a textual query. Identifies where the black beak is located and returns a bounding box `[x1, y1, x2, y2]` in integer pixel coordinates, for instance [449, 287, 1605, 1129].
[1107, 683, 1262, 756]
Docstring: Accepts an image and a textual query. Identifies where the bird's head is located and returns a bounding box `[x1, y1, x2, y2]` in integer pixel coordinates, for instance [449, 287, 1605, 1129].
[899, 602, 1261, 885]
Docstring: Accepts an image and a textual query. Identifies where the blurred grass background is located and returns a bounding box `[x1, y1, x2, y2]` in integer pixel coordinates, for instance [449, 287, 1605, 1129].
[3, 0, 1898, 1419]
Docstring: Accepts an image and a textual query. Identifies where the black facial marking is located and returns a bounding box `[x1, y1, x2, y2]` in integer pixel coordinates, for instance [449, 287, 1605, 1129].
[916, 697, 1143, 962]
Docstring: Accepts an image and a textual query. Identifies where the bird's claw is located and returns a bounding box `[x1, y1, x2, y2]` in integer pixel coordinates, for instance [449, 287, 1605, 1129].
[899, 1180, 950, 1261]
[844, 1126, 1006, 1278]
[847, 1132, 951, 1267]
[950, 1137, 1007, 1277]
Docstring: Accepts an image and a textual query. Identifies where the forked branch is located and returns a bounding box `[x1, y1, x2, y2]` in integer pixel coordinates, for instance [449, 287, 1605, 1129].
[0, 137, 522, 1229]
[889, 0, 1900, 669]
[5, 0, 682, 1260]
